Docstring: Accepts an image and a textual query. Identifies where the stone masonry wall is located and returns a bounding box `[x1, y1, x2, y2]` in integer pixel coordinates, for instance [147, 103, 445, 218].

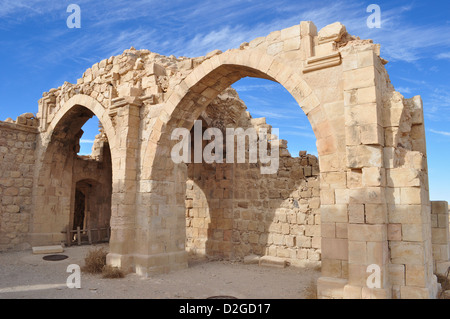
[185, 88, 321, 265]
[0, 121, 38, 251]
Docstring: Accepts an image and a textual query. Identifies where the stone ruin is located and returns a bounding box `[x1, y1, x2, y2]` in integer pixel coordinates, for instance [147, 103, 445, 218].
[0, 21, 449, 299]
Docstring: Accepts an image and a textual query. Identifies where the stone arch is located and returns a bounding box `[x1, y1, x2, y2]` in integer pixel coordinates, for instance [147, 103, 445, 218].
[132, 49, 344, 278]
[42, 94, 116, 151]
[144, 49, 337, 177]
[29, 94, 115, 246]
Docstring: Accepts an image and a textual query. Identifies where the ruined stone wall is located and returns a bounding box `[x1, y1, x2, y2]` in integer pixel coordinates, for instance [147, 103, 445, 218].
[0, 121, 38, 251]
[185, 89, 321, 265]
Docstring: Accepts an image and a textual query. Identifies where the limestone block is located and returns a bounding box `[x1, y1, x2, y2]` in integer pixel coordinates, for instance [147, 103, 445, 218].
[32, 245, 64, 254]
[346, 145, 382, 168]
[318, 22, 346, 43]
[388, 204, 423, 224]
[366, 241, 389, 265]
[321, 204, 348, 223]
[400, 286, 432, 299]
[348, 204, 364, 224]
[389, 264, 405, 286]
[432, 228, 449, 244]
[390, 241, 425, 265]
[322, 238, 348, 260]
[321, 259, 342, 278]
[145, 62, 166, 76]
[343, 66, 376, 91]
[314, 42, 334, 56]
[336, 223, 348, 239]
[362, 167, 385, 187]
[283, 37, 301, 51]
[321, 223, 336, 238]
[348, 241, 366, 263]
[361, 287, 391, 299]
[243, 254, 260, 265]
[335, 188, 349, 204]
[281, 24, 300, 40]
[405, 264, 427, 287]
[400, 187, 423, 205]
[347, 224, 387, 242]
[431, 201, 448, 215]
[360, 124, 384, 145]
[402, 224, 425, 242]
[317, 277, 347, 299]
[267, 42, 283, 56]
[307, 250, 321, 261]
[348, 187, 385, 204]
[364, 204, 387, 224]
[387, 224, 402, 241]
[387, 168, 421, 187]
[259, 255, 287, 268]
[296, 235, 312, 248]
[343, 284, 362, 299]
[347, 169, 362, 188]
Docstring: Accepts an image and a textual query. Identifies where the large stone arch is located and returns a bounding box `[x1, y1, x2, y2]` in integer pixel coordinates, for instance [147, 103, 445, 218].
[127, 43, 347, 281]
[105, 22, 440, 299]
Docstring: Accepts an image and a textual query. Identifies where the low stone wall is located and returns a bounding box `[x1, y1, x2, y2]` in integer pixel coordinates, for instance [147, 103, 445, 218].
[431, 201, 450, 275]
[0, 121, 38, 251]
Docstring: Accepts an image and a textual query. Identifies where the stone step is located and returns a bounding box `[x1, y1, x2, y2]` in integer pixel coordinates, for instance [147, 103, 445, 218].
[243, 254, 260, 265]
[32, 245, 64, 255]
[258, 256, 287, 268]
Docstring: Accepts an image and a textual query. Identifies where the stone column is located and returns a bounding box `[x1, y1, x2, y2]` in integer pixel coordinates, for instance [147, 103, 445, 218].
[340, 44, 391, 299]
[431, 201, 450, 275]
[106, 96, 141, 271]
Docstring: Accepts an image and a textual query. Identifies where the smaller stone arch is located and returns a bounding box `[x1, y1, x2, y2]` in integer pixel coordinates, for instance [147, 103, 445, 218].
[30, 94, 116, 247]
[42, 94, 116, 151]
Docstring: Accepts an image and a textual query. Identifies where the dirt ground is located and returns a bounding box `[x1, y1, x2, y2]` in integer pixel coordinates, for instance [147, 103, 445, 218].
[0, 244, 321, 299]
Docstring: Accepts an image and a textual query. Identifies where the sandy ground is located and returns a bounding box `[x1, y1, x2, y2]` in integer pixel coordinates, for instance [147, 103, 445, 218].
[0, 244, 321, 299]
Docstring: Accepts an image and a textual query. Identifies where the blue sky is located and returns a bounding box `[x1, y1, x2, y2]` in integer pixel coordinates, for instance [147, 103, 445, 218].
[1, 0, 450, 202]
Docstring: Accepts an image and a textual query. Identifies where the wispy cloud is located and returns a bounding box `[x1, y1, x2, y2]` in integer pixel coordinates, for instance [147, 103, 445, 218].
[396, 87, 412, 94]
[436, 52, 450, 60]
[250, 110, 298, 120]
[232, 83, 279, 92]
[80, 139, 95, 144]
[280, 131, 316, 139]
[430, 129, 450, 137]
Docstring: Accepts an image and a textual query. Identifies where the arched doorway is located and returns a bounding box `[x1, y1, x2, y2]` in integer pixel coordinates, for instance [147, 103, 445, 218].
[134, 49, 344, 282]
[30, 95, 114, 247]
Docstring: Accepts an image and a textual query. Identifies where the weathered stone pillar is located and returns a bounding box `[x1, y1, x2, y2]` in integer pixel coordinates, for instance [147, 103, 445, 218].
[431, 201, 450, 275]
[340, 43, 391, 299]
[106, 96, 141, 271]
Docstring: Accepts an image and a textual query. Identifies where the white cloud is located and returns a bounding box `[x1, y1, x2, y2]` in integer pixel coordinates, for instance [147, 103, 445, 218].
[232, 83, 279, 92]
[250, 110, 296, 120]
[281, 131, 316, 139]
[80, 139, 95, 144]
[396, 87, 412, 94]
[430, 129, 450, 137]
[436, 52, 450, 60]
